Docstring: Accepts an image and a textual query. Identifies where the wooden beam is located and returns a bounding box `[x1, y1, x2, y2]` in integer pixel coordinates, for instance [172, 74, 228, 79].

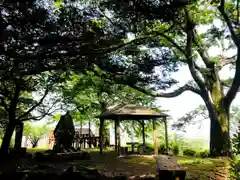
[164, 117, 169, 154]
[88, 120, 91, 148]
[153, 119, 158, 155]
[142, 120, 145, 146]
[131, 120, 135, 153]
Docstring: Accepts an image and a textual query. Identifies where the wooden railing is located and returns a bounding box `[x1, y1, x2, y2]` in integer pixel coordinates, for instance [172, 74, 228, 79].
[48, 136, 105, 149]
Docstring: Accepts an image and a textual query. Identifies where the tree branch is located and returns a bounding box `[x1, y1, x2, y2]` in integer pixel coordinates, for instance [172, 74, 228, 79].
[151, 31, 186, 55]
[218, 1, 240, 107]
[222, 82, 240, 92]
[218, 0, 238, 45]
[129, 83, 202, 97]
[224, 49, 240, 107]
[0, 81, 12, 98]
[0, 95, 8, 111]
[17, 87, 50, 121]
[192, 29, 212, 67]
[20, 101, 62, 121]
[185, 10, 207, 93]
[101, 36, 155, 54]
[219, 55, 237, 69]
[9, 78, 21, 119]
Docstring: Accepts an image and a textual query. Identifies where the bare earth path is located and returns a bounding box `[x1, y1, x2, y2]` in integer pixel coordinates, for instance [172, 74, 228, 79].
[0, 150, 229, 180]
[41, 151, 228, 179]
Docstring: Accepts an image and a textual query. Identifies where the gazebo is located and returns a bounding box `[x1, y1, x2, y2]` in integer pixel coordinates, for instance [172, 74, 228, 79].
[97, 104, 169, 156]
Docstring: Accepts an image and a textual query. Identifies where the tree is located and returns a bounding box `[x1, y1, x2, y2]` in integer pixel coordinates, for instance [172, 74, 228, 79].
[173, 104, 240, 144]
[0, 0, 187, 156]
[0, 72, 62, 155]
[172, 105, 209, 132]
[0, 0, 177, 155]
[23, 123, 50, 148]
[58, 69, 158, 119]
[0, 0, 151, 80]
[96, 0, 240, 156]
[55, 69, 165, 152]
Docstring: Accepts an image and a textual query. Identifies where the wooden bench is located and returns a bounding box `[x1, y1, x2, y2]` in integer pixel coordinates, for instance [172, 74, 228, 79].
[120, 147, 129, 155]
[155, 155, 186, 180]
[126, 142, 139, 154]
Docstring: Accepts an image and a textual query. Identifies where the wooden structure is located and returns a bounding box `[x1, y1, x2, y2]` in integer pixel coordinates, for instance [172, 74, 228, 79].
[155, 155, 186, 180]
[97, 104, 169, 156]
[48, 127, 103, 149]
[73, 128, 100, 149]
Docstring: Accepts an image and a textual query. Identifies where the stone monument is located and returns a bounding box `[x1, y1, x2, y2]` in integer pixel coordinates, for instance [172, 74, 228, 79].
[53, 111, 75, 152]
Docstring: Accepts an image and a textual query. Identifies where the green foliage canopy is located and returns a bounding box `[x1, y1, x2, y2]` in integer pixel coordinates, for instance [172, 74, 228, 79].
[23, 122, 50, 148]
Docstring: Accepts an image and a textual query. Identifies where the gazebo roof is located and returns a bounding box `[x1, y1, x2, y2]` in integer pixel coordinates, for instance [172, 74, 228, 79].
[97, 104, 169, 120]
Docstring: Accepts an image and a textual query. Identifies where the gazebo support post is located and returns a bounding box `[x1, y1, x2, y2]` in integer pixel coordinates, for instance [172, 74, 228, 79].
[97, 104, 170, 156]
[88, 120, 91, 148]
[99, 118, 104, 154]
[164, 117, 169, 154]
[142, 120, 145, 146]
[131, 120, 135, 153]
[115, 119, 117, 152]
[116, 116, 121, 156]
[153, 119, 158, 155]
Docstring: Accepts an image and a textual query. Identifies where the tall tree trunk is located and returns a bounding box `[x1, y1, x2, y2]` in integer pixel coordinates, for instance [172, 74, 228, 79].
[0, 78, 21, 157]
[99, 101, 107, 154]
[204, 78, 231, 157]
[209, 106, 231, 156]
[0, 121, 15, 156]
[32, 141, 38, 148]
[14, 122, 24, 149]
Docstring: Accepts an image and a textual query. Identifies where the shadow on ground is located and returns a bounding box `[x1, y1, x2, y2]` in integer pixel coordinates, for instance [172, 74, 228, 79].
[0, 149, 229, 180]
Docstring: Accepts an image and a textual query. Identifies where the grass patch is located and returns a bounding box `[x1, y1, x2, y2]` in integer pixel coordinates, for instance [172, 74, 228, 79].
[119, 155, 156, 165]
[177, 156, 229, 180]
[27, 148, 48, 153]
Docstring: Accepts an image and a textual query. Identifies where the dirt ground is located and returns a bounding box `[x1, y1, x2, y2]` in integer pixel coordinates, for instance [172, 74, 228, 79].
[75, 151, 229, 180]
[0, 150, 229, 180]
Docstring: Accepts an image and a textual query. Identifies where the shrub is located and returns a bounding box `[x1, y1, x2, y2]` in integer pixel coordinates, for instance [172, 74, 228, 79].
[142, 143, 154, 153]
[145, 143, 154, 151]
[229, 120, 240, 179]
[199, 150, 209, 158]
[172, 144, 180, 155]
[159, 144, 166, 154]
[183, 149, 196, 156]
[229, 156, 240, 180]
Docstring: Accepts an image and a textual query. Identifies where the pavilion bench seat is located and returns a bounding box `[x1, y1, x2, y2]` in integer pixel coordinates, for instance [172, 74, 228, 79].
[155, 155, 186, 180]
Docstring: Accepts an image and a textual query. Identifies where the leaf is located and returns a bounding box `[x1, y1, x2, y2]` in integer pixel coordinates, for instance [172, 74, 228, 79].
[19, 98, 38, 106]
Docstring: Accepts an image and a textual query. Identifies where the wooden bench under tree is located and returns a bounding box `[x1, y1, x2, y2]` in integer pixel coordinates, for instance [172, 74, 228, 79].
[155, 155, 186, 180]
